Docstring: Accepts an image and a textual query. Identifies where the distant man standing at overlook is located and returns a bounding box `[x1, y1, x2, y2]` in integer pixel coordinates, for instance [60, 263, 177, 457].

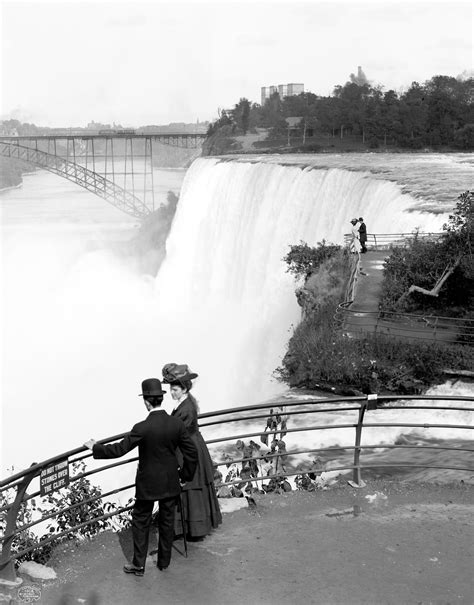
[358, 217, 368, 253]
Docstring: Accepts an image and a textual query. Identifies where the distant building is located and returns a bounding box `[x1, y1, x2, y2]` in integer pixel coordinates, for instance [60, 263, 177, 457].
[285, 116, 314, 139]
[261, 83, 304, 105]
[285, 117, 303, 129]
[86, 120, 111, 131]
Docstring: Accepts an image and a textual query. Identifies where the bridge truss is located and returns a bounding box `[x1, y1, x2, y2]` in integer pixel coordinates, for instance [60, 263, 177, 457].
[0, 133, 207, 218]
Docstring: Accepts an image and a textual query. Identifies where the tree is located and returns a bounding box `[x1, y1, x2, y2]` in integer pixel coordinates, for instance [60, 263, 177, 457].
[381, 89, 401, 145]
[260, 92, 284, 129]
[399, 82, 428, 146]
[206, 109, 232, 137]
[333, 82, 372, 139]
[232, 98, 251, 135]
[422, 76, 472, 146]
[453, 124, 474, 150]
[443, 190, 473, 272]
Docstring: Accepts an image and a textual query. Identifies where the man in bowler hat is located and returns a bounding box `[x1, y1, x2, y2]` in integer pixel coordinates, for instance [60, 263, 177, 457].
[358, 217, 368, 253]
[84, 378, 198, 576]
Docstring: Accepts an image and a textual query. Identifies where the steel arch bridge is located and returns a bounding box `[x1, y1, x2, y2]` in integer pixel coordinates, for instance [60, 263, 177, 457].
[0, 133, 207, 218]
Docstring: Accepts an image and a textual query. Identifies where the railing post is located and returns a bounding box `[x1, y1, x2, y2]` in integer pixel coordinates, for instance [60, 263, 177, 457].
[0, 466, 38, 585]
[348, 395, 378, 488]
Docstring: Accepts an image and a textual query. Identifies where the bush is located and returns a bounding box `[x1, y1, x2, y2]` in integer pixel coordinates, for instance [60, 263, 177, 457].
[380, 192, 474, 315]
[283, 240, 342, 280]
[277, 318, 474, 394]
[202, 125, 242, 156]
[0, 461, 132, 567]
[453, 124, 474, 150]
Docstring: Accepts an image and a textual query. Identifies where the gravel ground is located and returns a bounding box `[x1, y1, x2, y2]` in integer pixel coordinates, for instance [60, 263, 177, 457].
[13, 480, 474, 605]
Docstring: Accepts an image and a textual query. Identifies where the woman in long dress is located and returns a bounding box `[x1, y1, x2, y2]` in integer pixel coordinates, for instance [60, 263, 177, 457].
[350, 218, 361, 255]
[162, 363, 222, 539]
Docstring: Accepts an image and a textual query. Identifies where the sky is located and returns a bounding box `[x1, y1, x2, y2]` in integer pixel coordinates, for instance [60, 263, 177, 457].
[0, 0, 472, 127]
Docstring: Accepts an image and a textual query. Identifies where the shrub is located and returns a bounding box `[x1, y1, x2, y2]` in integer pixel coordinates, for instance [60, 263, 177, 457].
[0, 461, 132, 567]
[277, 321, 474, 395]
[380, 192, 473, 315]
[283, 240, 342, 280]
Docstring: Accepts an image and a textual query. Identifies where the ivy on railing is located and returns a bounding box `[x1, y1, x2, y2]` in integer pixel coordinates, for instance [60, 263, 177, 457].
[213, 405, 329, 497]
[0, 461, 132, 567]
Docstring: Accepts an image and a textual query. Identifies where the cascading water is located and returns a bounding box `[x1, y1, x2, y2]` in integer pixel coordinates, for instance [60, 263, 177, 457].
[154, 157, 448, 408]
[1, 155, 472, 480]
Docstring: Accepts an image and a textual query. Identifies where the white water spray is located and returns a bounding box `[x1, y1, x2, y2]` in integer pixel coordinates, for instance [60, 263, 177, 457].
[1, 157, 470, 476]
[154, 157, 447, 407]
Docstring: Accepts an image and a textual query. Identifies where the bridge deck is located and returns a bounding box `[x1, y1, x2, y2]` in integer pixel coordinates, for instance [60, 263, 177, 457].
[0, 133, 207, 140]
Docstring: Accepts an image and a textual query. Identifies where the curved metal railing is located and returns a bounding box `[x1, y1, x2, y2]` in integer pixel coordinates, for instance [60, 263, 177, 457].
[1, 394, 473, 583]
[343, 232, 445, 250]
[334, 303, 474, 344]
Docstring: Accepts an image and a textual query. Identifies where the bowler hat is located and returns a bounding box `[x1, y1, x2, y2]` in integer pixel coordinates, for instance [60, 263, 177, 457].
[162, 363, 198, 384]
[139, 378, 166, 397]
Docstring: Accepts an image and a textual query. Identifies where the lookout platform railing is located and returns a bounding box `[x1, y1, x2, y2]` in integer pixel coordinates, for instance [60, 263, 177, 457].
[343, 231, 445, 250]
[338, 231, 474, 345]
[1, 394, 473, 584]
[335, 303, 474, 344]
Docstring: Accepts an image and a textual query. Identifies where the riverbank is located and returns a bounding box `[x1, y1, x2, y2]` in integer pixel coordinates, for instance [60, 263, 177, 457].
[0, 158, 35, 190]
[26, 480, 474, 605]
[205, 129, 472, 156]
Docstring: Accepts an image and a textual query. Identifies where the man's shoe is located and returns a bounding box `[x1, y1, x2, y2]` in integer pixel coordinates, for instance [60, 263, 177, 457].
[123, 564, 144, 576]
[157, 564, 168, 571]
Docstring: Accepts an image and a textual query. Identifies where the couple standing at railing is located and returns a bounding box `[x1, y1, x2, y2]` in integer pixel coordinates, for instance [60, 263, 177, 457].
[349, 217, 368, 255]
[84, 363, 222, 577]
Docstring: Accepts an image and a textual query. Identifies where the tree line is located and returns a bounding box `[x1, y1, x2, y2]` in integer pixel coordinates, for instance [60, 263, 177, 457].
[207, 74, 473, 150]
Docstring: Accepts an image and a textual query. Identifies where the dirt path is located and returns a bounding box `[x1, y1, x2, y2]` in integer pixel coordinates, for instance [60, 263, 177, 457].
[17, 480, 474, 605]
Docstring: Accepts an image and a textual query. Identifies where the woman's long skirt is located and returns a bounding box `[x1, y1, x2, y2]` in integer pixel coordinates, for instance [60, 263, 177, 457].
[175, 431, 222, 538]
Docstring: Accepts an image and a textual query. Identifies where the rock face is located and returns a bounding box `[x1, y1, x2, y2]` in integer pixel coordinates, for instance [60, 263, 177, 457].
[296, 259, 343, 319]
[0, 157, 32, 189]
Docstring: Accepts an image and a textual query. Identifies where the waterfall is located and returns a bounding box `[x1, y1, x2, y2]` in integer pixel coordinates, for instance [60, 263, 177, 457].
[154, 157, 447, 409]
[2, 155, 468, 476]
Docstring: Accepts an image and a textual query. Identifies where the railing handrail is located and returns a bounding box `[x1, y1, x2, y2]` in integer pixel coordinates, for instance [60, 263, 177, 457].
[2, 394, 473, 489]
[343, 231, 446, 247]
[337, 305, 474, 324]
[1, 394, 473, 583]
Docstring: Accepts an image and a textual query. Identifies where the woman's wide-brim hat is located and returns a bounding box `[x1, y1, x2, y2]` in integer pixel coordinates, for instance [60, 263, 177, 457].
[139, 378, 166, 397]
[162, 363, 198, 384]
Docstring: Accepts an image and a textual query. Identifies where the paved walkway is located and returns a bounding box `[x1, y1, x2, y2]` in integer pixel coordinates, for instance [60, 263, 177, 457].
[16, 481, 474, 605]
[352, 250, 388, 312]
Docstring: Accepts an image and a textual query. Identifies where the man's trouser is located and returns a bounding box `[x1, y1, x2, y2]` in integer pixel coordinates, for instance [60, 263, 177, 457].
[132, 496, 176, 568]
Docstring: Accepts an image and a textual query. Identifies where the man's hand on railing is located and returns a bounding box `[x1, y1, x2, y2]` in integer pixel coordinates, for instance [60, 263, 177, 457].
[84, 439, 97, 450]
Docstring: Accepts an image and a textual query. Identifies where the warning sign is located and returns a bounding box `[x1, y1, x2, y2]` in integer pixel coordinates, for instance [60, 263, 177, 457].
[40, 459, 70, 496]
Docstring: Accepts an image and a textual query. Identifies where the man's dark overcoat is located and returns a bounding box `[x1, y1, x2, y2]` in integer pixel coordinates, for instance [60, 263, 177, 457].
[92, 410, 198, 500]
